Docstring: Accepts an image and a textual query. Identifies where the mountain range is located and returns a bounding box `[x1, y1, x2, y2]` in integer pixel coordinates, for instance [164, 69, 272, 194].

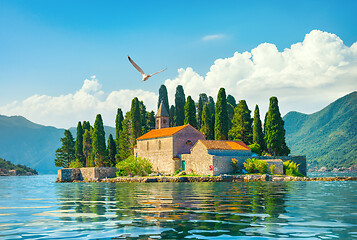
[0, 91, 355, 173]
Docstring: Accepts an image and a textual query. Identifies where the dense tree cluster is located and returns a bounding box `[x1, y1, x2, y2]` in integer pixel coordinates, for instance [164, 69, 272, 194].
[54, 84, 291, 168]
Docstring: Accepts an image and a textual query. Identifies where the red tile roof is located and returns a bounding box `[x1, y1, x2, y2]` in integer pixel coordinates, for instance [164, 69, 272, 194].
[137, 124, 189, 140]
[199, 140, 250, 151]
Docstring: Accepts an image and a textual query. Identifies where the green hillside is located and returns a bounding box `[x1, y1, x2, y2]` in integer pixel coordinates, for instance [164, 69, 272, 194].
[284, 91, 357, 170]
[0, 157, 38, 175]
[0, 115, 115, 174]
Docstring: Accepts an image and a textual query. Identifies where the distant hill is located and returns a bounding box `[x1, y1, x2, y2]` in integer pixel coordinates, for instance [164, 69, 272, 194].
[284, 91, 357, 170]
[0, 157, 38, 175]
[0, 115, 115, 174]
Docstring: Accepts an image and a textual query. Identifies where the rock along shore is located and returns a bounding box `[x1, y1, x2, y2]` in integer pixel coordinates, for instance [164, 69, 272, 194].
[57, 175, 357, 183]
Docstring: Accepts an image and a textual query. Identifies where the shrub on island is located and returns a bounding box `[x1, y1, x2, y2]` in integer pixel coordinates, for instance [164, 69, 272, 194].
[243, 158, 268, 174]
[116, 155, 152, 177]
[69, 159, 83, 168]
[283, 160, 304, 177]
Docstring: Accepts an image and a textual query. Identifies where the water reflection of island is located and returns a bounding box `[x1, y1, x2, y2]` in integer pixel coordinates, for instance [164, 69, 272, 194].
[56, 182, 290, 238]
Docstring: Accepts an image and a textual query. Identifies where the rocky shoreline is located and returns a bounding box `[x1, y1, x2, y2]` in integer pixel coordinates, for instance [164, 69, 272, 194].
[57, 174, 357, 183]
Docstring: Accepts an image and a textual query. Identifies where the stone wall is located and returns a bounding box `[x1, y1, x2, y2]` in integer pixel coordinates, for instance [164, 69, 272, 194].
[256, 155, 306, 176]
[56, 167, 117, 182]
[135, 136, 174, 174]
[182, 142, 213, 175]
[264, 159, 284, 175]
[173, 126, 205, 157]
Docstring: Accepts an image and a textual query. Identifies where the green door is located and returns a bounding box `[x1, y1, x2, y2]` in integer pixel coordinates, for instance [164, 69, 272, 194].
[182, 160, 185, 171]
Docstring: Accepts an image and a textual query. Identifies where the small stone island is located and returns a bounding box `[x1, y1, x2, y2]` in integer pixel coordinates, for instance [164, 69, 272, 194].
[55, 101, 354, 183]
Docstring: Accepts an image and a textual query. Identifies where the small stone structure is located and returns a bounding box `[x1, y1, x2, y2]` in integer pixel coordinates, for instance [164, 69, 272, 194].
[56, 167, 117, 182]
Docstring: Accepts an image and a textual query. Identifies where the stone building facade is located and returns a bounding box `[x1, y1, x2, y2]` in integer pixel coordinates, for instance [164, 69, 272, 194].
[134, 124, 205, 174]
[182, 140, 253, 175]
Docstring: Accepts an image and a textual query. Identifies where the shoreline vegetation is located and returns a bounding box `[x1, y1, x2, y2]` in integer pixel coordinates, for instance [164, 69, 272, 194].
[57, 174, 357, 183]
[0, 158, 38, 176]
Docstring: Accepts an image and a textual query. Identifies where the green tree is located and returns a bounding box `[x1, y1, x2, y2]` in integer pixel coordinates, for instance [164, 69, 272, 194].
[130, 97, 141, 144]
[115, 108, 124, 152]
[253, 105, 265, 151]
[264, 97, 290, 156]
[158, 85, 169, 115]
[229, 100, 253, 144]
[55, 130, 75, 168]
[215, 88, 229, 140]
[169, 105, 175, 127]
[227, 94, 237, 107]
[184, 96, 197, 128]
[174, 85, 186, 126]
[91, 114, 109, 167]
[197, 93, 208, 129]
[200, 104, 213, 139]
[82, 121, 91, 132]
[117, 115, 131, 162]
[147, 111, 155, 130]
[139, 101, 148, 135]
[208, 96, 215, 140]
[83, 129, 93, 167]
[107, 134, 117, 167]
[75, 121, 85, 166]
[227, 102, 235, 130]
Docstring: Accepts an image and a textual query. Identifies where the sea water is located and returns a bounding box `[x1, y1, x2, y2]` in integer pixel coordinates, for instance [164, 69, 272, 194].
[0, 174, 356, 239]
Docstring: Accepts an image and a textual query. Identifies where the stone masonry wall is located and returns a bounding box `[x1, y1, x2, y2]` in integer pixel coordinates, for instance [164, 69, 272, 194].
[182, 142, 213, 175]
[56, 167, 117, 182]
[256, 155, 306, 176]
[135, 136, 174, 174]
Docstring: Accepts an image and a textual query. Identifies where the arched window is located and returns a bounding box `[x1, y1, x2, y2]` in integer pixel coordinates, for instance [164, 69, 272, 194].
[158, 140, 161, 150]
[147, 142, 149, 151]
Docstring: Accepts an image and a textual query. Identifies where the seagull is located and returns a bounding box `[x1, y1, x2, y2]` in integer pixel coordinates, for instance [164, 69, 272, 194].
[128, 56, 167, 81]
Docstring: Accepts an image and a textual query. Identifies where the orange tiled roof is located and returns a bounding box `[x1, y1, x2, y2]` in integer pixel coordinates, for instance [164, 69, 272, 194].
[199, 140, 250, 151]
[137, 125, 189, 140]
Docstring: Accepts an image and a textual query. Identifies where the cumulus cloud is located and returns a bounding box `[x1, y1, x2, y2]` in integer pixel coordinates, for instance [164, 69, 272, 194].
[202, 34, 225, 41]
[165, 30, 357, 116]
[0, 76, 157, 128]
[1, 30, 355, 128]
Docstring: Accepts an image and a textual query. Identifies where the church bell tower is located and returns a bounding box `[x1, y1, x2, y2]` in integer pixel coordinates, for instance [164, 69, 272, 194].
[156, 101, 169, 129]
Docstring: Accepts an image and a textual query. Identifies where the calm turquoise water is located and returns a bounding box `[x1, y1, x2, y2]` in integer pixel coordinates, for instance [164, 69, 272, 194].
[0, 174, 356, 239]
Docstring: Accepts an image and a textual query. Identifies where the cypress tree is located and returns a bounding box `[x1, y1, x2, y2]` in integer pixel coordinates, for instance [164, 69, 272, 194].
[115, 108, 124, 151]
[117, 116, 131, 162]
[130, 97, 141, 144]
[174, 85, 185, 126]
[75, 121, 85, 166]
[227, 94, 237, 107]
[169, 105, 175, 127]
[147, 111, 156, 130]
[184, 96, 197, 128]
[200, 104, 213, 139]
[83, 129, 93, 167]
[264, 97, 290, 156]
[139, 101, 148, 135]
[158, 85, 169, 115]
[253, 105, 265, 151]
[197, 93, 208, 129]
[208, 96, 215, 140]
[91, 114, 108, 167]
[215, 88, 229, 140]
[107, 134, 117, 167]
[82, 121, 91, 132]
[55, 130, 75, 168]
[227, 102, 235, 130]
[229, 100, 253, 144]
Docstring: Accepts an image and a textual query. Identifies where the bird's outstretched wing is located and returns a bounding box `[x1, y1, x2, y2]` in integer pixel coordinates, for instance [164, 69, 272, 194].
[150, 68, 167, 76]
[128, 56, 145, 76]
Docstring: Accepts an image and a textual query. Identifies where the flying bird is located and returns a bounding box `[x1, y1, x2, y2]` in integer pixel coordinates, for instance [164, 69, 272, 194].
[128, 56, 167, 81]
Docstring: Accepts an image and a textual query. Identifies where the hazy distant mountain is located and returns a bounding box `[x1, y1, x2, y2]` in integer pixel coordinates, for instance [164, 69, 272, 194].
[284, 91, 357, 170]
[0, 115, 115, 174]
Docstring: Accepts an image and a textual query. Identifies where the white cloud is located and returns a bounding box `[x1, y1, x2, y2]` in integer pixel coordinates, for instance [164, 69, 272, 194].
[165, 30, 357, 117]
[0, 77, 157, 128]
[1, 30, 355, 128]
[202, 34, 225, 41]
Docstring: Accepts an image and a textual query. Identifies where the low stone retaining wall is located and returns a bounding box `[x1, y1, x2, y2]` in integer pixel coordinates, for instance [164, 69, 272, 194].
[57, 174, 357, 183]
[56, 167, 117, 182]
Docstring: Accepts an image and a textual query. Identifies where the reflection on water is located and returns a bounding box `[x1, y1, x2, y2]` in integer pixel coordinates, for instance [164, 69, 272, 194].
[0, 175, 356, 239]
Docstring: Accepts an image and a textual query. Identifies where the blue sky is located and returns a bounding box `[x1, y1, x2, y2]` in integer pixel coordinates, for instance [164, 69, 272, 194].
[0, 0, 356, 128]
